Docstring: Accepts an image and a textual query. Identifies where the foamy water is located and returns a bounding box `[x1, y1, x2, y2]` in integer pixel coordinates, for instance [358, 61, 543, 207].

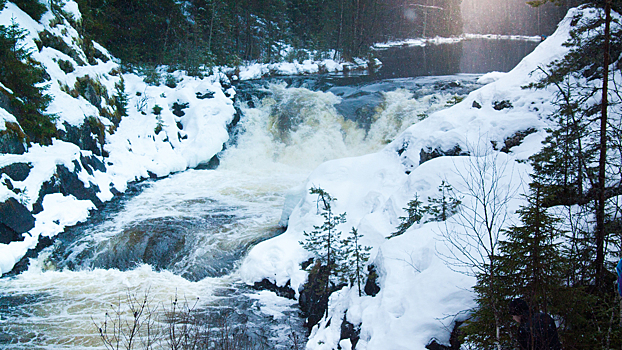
[0, 75, 481, 349]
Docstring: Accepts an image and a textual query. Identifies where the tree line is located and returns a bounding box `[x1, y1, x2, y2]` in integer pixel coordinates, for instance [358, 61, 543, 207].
[74, 0, 463, 67]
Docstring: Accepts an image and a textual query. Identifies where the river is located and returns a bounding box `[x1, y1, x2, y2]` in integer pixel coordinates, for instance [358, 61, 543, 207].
[0, 38, 539, 349]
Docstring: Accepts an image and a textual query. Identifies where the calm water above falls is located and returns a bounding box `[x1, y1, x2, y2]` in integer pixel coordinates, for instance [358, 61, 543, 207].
[0, 39, 538, 349]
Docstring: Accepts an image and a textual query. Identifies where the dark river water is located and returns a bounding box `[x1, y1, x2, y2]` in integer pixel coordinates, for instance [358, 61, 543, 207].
[0, 38, 539, 349]
[373, 38, 540, 78]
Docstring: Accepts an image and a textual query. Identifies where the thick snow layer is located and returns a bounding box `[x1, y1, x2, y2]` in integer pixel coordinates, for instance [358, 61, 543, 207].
[374, 33, 542, 49]
[234, 58, 368, 81]
[240, 7, 585, 350]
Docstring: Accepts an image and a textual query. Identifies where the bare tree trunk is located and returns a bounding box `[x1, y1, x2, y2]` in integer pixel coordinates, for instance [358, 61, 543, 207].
[596, 0, 611, 292]
[208, 0, 218, 54]
[336, 0, 345, 60]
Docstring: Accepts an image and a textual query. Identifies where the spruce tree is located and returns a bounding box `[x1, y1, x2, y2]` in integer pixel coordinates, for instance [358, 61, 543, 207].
[519, 4, 622, 345]
[112, 78, 128, 127]
[299, 186, 347, 298]
[339, 227, 371, 296]
[387, 194, 424, 239]
[526, 0, 622, 291]
[0, 21, 55, 145]
[498, 183, 565, 313]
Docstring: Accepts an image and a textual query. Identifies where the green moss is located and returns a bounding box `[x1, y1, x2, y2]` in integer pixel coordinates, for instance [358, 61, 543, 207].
[85, 116, 105, 145]
[445, 95, 465, 107]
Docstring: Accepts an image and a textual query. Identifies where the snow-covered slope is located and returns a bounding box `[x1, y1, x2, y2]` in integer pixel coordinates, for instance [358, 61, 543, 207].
[239, 7, 587, 350]
[0, 2, 237, 275]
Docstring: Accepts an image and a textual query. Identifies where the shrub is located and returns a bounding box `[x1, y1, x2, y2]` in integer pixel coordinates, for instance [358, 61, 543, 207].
[152, 104, 163, 115]
[12, 0, 47, 21]
[57, 59, 74, 73]
[94, 290, 273, 350]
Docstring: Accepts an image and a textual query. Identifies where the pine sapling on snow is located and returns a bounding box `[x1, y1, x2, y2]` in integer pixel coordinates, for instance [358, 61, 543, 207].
[388, 182, 461, 239]
[423, 180, 461, 222]
[387, 194, 424, 239]
[339, 227, 371, 297]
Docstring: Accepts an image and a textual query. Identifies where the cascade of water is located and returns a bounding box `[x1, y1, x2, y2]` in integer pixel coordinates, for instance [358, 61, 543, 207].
[0, 74, 481, 349]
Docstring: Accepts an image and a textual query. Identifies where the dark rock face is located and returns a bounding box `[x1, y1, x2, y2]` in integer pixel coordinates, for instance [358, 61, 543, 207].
[419, 145, 468, 165]
[56, 163, 103, 207]
[498, 128, 537, 153]
[340, 318, 361, 349]
[0, 131, 26, 155]
[80, 154, 106, 175]
[83, 83, 102, 108]
[57, 122, 104, 156]
[195, 155, 220, 170]
[364, 265, 381, 297]
[299, 261, 333, 330]
[0, 162, 32, 181]
[252, 279, 296, 300]
[0, 198, 35, 244]
[426, 320, 463, 350]
[33, 163, 103, 214]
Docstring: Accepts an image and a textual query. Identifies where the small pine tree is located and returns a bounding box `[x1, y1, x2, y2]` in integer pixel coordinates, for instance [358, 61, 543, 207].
[299, 186, 346, 283]
[0, 20, 56, 145]
[339, 227, 372, 296]
[388, 194, 424, 239]
[112, 78, 128, 126]
[424, 180, 461, 222]
[299, 186, 347, 322]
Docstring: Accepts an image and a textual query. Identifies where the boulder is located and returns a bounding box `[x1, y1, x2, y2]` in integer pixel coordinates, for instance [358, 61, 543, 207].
[0, 162, 32, 181]
[32, 163, 103, 214]
[419, 145, 468, 165]
[56, 121, 105, 156]
[0, 197, 35, 244]
[340, 318, 361, 349]
[195, 155, 220, 170]
[493, 100, 513, 111]
[56, 162, 103, 207]
[252, 278, 296, 300]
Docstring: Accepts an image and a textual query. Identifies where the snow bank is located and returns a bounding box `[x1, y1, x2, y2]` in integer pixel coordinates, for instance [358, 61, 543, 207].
[240, 6, 582, 350]
[374, 33, 542, 50]
[234, 58, 370, 81]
